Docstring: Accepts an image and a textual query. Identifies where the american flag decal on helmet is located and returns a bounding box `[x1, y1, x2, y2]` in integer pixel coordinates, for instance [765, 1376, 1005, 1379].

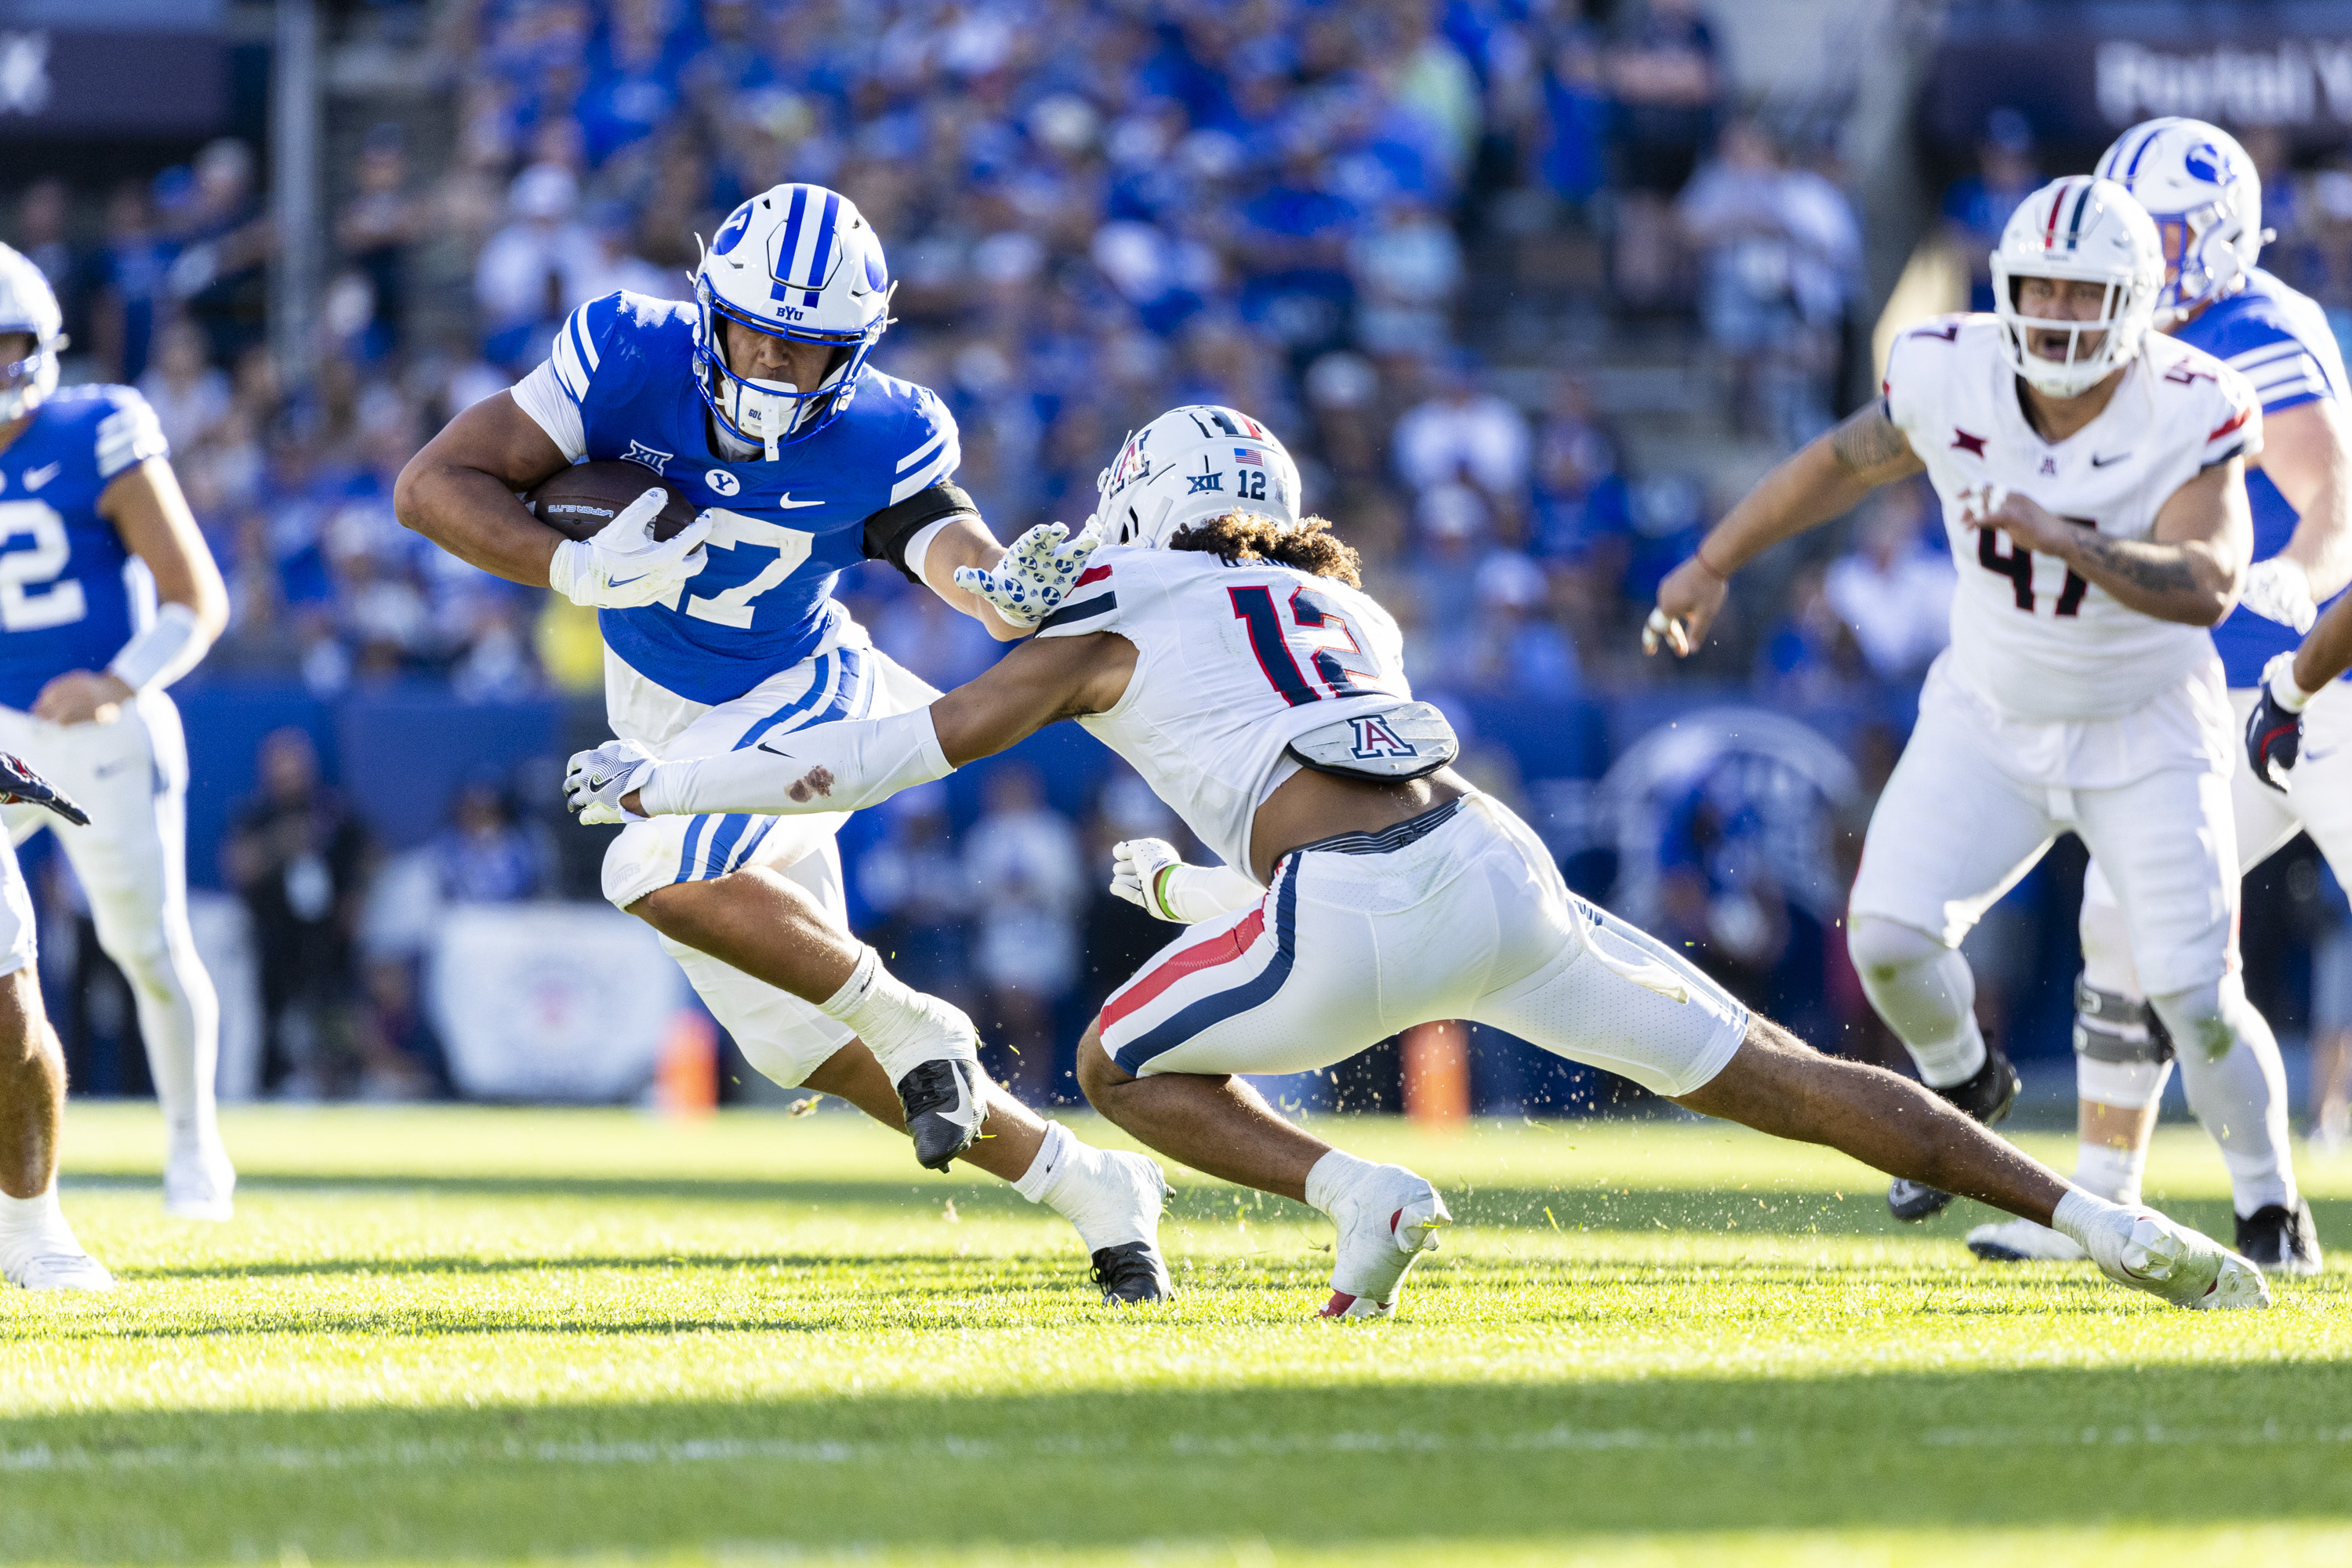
[1235, 448, 1263, 466]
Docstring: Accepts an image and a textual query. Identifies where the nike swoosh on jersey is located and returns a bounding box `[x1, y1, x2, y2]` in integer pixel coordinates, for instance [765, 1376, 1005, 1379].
[774, 494, 823, 509]
[2091, 452, 2129, 467]
[22, 463, 60, 491]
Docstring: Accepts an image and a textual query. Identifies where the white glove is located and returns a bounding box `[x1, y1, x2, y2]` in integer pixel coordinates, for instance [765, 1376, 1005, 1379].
[564, 739, 659, 824]
[1110, 837, 1188, 921]
[953, 517, 1103, 627]
[2239, 557, 2318, 633]
[546, 490, 713, 610]
[1109, 839, 1263, 924]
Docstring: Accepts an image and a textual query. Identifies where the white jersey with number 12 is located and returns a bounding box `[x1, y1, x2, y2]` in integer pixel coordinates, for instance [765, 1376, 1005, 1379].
[1035, 544, 1413, 879]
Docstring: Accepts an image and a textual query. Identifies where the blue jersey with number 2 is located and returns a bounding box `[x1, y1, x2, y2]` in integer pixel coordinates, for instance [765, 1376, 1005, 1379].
[0, 385, 165, 710]
[534, 292, 960, 706]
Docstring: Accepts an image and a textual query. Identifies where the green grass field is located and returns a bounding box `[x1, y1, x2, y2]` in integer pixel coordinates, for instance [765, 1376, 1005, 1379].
[5, 1102, 2350, 1566]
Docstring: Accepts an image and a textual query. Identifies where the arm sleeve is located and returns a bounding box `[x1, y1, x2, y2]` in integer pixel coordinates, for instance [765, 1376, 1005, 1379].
[636, 706, 953, 818]
[511, 295, 626, 463]
[861, 481, 981, 583]
[95, 387, 169, 479]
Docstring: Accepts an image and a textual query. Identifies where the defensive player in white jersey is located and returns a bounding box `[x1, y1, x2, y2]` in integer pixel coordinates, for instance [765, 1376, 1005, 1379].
[399, 184, 1169, 1301]
[1970, 121, 2343, 1272]
[571, 404, 2270, 1316]
[1647, 177, 2285, 1246]
[0, 245, 233, 1221]
[0, 751, 114, 1289]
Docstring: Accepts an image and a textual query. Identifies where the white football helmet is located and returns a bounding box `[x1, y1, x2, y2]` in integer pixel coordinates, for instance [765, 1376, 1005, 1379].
[2094, 118, 2264, 325]
[1990, 176, 2164, 399]
[692, 183, 892, 458]
[0, 244, 64, 424]
[1094, 405, 1301, 549]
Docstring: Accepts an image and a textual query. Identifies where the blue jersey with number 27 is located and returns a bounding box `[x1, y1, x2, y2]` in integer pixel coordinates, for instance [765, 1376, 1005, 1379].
[0, 384, 166, 711]
[528, 291, 961, 706]
[2173, 268, 2350, 687]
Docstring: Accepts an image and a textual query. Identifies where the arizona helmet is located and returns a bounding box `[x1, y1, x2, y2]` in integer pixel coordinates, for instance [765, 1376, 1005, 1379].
[1989, 176, 2164, 399]
[693, 183, 892, 458]
[1094, 405, 1301, 549]
[0, 245, 63, 424]
[2094, 118, 2264, 325]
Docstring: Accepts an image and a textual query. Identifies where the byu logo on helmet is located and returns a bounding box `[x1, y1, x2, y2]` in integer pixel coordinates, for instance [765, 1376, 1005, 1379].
[691, 183, 895, 458]
[2094, 117, 2265, 323]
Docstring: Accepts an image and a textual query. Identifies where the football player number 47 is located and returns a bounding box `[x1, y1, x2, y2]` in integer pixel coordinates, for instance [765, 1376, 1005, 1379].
[676, 510, 813, 629]
[0, 500, 88, 632]
[1980, 514, 2096, 616]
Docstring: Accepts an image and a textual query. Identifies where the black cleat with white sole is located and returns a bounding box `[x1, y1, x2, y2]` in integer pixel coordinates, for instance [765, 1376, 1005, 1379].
[2235, 1199, 2322, 1276]
[896, 1058, 984, 1171]
[1888, 1044, 2021, 1223]
[1091, 1240, 1174, 1304]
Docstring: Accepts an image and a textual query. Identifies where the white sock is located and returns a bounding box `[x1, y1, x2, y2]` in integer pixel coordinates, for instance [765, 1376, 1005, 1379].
[1013, 1120, 1081, 1204]
[0, 1186, 62, 1237]
[818, 946, 971, 1085]
[2073, 1139, 2150, 1206]
[1303, 1149, 1377, 1217]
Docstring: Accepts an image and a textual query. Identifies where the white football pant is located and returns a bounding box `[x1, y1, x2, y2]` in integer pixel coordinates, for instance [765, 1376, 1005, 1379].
[0, 691, 220, 1141]
[1093, 793, 1750, 1095]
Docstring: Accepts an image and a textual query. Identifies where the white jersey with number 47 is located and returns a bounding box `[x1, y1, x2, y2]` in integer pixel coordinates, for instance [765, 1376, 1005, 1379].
[1036, 544, 1415, 878]
[1884, 314, 2260, 721]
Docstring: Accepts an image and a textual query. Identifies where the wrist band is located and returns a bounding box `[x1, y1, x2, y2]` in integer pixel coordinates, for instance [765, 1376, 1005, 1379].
[106, 602, 208, 692]
[2272, 662, 2316, 713]
[1692, 547, 1729, 581]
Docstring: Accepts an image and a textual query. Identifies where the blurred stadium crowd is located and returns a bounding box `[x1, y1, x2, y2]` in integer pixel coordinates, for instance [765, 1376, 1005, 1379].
[11, 0, 2352, 1109]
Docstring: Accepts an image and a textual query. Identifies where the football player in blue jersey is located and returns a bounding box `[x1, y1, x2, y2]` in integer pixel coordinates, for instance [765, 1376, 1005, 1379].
[0, 244, 235, 1225]
[1965, 120, 2347, 1274]
[397, 184, 1171, 1301]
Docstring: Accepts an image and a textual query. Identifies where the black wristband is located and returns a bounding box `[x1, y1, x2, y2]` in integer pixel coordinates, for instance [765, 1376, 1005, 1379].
[862, 482, 980, 584]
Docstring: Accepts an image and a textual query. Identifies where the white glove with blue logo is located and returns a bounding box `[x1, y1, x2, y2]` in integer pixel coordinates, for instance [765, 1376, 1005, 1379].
[564, 739, 659, 825]
[546, 489, 713, 610]
[953, 517, 1103, 628]
[2239, 557, 2318, 633]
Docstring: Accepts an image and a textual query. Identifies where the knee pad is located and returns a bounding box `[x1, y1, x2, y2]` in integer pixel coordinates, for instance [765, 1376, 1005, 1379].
[1846, 914, 1947, 982]
[2148, 978, 2243, 1066]
[2074, 978, 2173, 1109]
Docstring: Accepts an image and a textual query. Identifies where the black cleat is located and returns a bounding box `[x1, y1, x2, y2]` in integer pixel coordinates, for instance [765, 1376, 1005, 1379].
[2235, 1200, 2323, 1276]
[1091, 1240, 1174, 1305]
[896, 1058, 983, 1171]
[1889, 1044, 2022, 1223]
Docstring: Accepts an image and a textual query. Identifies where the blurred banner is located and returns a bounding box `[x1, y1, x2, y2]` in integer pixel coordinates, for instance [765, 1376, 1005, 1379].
[0, 0, 227, 138]
[428, 906, 690, 1102]
[1925, 1, 2352, 154]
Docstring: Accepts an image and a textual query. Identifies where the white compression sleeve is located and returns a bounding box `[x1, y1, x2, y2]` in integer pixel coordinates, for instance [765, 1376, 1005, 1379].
[637, 706, 953, 817]
[1156, 863, 1263, 923]
[107, 602, 209, 691]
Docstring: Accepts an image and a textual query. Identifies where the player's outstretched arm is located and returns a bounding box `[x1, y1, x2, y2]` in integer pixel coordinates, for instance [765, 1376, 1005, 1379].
[392, 392, 573, 586]
[1973, 459, 2250, 626]
[2294, 587, 2352, 693]
[2251, 397, 2352, 613]
[1645, 401, 1923, 656]
[597, 632, 1137, 820]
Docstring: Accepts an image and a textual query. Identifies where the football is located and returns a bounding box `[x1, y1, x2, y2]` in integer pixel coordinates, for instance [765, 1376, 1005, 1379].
[524, 460, 698, 543]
